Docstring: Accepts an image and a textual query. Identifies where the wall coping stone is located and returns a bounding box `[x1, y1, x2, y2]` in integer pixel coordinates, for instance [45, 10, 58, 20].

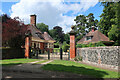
[77, 46, 120, 50]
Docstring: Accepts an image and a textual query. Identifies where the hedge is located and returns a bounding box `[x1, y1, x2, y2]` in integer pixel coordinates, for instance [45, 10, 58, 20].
[1, 48, 25, 59]
[76, 42, 105, 48]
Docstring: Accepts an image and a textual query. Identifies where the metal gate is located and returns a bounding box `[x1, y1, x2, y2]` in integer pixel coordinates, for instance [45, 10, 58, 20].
[30, 48, 70, 60]
[49, 48, 70, 60]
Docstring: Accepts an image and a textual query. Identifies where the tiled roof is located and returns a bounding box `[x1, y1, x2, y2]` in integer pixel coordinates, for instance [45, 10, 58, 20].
[28, 25, 44, 39]
[42, 32, 55, 41]
[77, 30, 114, 44]
[27, 25, 55, 42]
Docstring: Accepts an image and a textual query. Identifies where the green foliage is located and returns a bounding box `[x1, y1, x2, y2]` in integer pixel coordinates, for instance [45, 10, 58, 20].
[49, 29, 55, 38]
[74, 13, 98, 43]
[62, 41, 70, 52]
[53, 48, 60, 53]
[37, 23, 49, 33]
[95, 42, 105, 47]
[98, 2, 117, 36]
[76, 42, 105, 48]
[74, 56, 82, 61]
[98, 2, 120, 45]
[49, 26, 65, 43]
[64, 33, 70, 44]
[37, 23, 69, 44]
[54, 41, 60, 48]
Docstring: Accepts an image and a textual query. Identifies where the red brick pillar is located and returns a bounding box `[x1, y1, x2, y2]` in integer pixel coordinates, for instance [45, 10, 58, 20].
[70, 34, 76, 59]
[69, 25, 76, 59]
[25, 37, 29, 58]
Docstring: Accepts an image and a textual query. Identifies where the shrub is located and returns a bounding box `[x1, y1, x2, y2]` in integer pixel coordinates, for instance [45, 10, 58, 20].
[53, 48, 60, 53]
[95, 42, 105, 46]
[54, 42, 60, 48]
[74, 56, 82, 61]
[62, 41, 70, 52]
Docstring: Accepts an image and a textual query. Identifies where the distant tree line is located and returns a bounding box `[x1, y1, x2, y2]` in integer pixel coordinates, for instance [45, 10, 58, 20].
[36, 23, 70, 45]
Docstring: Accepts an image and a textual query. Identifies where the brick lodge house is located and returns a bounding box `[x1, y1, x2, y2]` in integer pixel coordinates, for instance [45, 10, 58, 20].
[25, 14, 55, 58]
[77, 26, 114, 45]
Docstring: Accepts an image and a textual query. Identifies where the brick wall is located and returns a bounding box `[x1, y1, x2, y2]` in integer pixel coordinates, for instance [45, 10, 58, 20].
[77, 46, 120, 70]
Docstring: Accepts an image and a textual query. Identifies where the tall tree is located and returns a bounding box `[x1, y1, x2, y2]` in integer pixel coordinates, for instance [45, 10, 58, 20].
[49, 26, 64, 43]
[86, 13, 98, 32]
[64, 33, 70, 44]
[74, 13, 98, 42]
[98, 2, 120, 45]
[74, 15, 87, 42]
[98, 2, 116, 36]
[49, 29, 56, 39]
[107, 2, 120, 45]
[2, 14, 28, 48]
[37, 23, 49, 33]
[53, 26, 65, 43]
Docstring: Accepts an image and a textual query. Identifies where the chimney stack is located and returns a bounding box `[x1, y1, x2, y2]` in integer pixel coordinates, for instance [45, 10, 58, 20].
[91, 26, 95, 32]
[30, 14, 36, 26]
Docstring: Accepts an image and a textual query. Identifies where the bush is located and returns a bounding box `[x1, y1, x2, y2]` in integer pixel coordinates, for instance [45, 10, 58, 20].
[54, 42, 59, 48]
[53, 48, 60, 53]
[62, 41, 70, 52]
[95, 42, 105, 46]
[74, 56, 82, 61]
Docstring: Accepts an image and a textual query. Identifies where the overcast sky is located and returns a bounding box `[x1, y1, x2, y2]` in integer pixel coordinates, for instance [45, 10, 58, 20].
[1, 0, 104, 33]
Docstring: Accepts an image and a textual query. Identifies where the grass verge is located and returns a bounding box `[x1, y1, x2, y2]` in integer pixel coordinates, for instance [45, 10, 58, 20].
[1, 58, 39, 66]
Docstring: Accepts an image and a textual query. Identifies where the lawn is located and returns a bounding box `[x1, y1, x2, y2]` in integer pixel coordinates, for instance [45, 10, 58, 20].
[1, 58, 39, 66]
[41, 60, 119, 78]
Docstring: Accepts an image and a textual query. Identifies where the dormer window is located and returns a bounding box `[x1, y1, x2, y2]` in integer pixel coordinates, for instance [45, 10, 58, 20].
[36, 32, 43, 39]
[86, 36, 93, 41]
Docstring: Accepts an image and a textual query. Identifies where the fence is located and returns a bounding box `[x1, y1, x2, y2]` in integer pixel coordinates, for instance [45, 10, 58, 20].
[77, 46, 120, 70]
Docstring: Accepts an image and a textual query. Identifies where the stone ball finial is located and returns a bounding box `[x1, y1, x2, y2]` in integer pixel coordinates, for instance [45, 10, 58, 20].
[92, 26, 95, 28]
[71, 25, 75, 30]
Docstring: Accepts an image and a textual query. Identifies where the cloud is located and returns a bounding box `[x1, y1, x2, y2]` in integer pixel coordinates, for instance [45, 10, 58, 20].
[10, 0, 98, 33]
[0, 9, 4, 15]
